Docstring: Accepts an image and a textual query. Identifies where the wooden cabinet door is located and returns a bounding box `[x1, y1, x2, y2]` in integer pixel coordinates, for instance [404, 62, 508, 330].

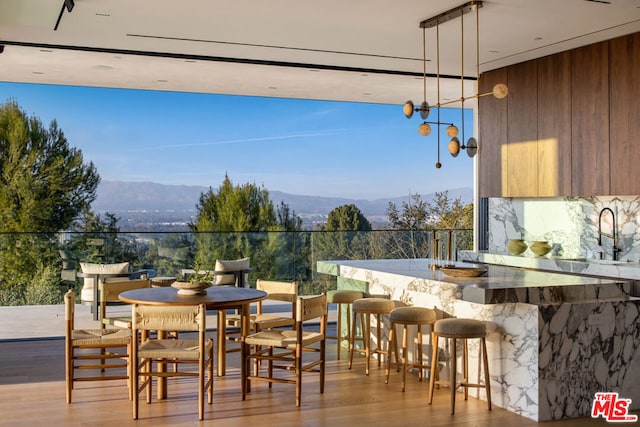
[571, 41, 609, 196]
[610, 32, 640, 195]
[478, 68, 508, 197]
[506, 61, 538, 196]
[537, 52, 572, 196]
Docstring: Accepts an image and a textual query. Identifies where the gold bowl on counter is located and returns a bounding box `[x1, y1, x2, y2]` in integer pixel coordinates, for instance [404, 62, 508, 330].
[506, 239, 528, 255]
[530, 240, 552, 257]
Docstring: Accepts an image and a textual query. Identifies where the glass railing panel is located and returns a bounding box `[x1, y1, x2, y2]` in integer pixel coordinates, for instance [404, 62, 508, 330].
[0, 229, 472, 307]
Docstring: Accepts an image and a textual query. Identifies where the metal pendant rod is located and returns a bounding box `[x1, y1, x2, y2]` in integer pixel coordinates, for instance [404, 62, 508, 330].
[423, 27, 427, 103]
[460, 7, 465, 145]
[436, 18, 442, 168]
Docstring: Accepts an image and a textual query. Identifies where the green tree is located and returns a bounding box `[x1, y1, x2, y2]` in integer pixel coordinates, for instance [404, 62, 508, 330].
[320, 204, 372, 259]
[0, 99, 100, 305]
[385, 191, 473, 259]
[325, 204, 372, 231]
[66, 209, 140, 266]
[426, 191, 473, 230]
[386, 193, 429, 230]
[0, 100, 100, 233]
[190, 175, 307, 284]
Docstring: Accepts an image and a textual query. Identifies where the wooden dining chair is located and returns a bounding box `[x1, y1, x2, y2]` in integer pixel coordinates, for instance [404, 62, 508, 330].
[99, 278, 151, 331]
[64, 289, 132, 403]
[224, 279, 297, 351]
[131, 303, 214, 420]
[242, 293, 327, 407]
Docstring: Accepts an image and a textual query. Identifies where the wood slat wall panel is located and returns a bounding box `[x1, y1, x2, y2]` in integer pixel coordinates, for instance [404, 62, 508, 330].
[571, 41, 610, 196]
[537, 51, 572, 196]
[478, 68, 508, 197]
[609, 32, 640, 195]
[506, 61, 538, 197]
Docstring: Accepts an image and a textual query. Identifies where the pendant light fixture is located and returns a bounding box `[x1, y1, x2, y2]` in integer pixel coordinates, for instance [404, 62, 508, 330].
[403, 27, 431, 137]
[403, 1, 508, 168]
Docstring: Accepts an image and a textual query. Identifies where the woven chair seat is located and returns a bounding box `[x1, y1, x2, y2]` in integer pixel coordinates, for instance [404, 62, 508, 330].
[71, 327, 132, 346]
[245, 329, 324, 349]
[226, 313, 294, 329]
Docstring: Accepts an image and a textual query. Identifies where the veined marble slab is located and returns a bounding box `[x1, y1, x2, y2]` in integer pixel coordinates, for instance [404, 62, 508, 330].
[318, 258, 630, 304]
[317, 258, 640, 421]
[460, 250, 640, 280]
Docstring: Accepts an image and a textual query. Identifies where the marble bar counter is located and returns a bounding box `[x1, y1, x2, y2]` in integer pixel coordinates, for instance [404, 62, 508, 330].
[317, 258, 640, 421]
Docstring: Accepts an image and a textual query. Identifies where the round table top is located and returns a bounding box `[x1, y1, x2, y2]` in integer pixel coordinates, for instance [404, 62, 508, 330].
[119, 285, 267, 309]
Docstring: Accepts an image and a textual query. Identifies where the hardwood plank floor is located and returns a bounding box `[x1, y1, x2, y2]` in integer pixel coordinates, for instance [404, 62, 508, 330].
[0, 336, 626, 426]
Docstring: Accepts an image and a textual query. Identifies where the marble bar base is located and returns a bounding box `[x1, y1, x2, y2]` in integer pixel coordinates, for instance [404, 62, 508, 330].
[318, 259, 640, 421]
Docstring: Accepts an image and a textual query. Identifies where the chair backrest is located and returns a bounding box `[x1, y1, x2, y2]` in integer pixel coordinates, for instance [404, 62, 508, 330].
[214, 257, 250, 286]
[100, 278, 151, 303]
[79, 262, 130, 302]
[256, 279, 298, 302]
[296, 293, 327, 323]
[132, 304, 206, 333]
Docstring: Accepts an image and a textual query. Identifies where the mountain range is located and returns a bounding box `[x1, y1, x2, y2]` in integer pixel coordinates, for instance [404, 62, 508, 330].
[92, 180, 473, 229]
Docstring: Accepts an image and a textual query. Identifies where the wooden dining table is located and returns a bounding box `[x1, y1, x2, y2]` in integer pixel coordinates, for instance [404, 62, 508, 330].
[119, 285, 267, 397]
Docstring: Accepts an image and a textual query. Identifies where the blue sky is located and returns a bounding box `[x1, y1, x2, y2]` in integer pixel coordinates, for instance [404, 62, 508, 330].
[0, 82, 474, 199]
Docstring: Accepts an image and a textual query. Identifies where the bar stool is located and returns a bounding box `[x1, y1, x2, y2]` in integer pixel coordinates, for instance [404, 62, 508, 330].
[385, 306, 436, 391]
[349, 297, 396, 375]
[326, 290, 365, 360]
[428, 318, 491, 415]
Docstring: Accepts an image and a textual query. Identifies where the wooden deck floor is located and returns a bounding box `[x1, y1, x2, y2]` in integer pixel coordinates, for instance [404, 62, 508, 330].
[0, 336, 623, 426]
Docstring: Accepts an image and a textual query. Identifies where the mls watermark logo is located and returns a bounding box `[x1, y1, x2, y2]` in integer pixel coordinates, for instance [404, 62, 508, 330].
[591, 392, 638, 422]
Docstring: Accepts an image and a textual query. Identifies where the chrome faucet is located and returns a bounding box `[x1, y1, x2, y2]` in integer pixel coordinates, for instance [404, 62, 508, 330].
[598, 207, 619, 260]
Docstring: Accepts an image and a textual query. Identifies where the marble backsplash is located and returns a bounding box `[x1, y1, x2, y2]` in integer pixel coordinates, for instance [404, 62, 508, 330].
[488, 196, 640, 262]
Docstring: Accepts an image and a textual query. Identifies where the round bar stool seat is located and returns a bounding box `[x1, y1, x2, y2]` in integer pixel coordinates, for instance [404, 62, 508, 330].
[385, 306, 436, 391]
[428, 318, 491, 415]
[349, 297, 396, 375]
[327, 290, 365, 360]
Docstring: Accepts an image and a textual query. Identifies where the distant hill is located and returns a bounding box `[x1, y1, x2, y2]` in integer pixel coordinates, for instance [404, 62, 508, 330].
[93, 180, 473, 217]
[92, 180, 473, 230]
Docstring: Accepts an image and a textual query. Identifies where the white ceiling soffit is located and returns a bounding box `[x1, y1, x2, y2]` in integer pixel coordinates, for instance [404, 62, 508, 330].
[0, 0, 639, 106]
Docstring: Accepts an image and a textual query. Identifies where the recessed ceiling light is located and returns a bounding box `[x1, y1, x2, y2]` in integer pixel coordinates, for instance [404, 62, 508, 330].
[362, 93, 372, 96]
[489, 50, 499, 53]
[534, 37, 543, 41]
[268, 86, 278, 90]
[93, 65, 113, 70]
[95, 13, 111, 17]
[185, 60, 196, 63]
[309, 69, 319, 72]
[32, 71, 44, 75]
[157, 79, 168, 83]
[39, 49, 52, 53]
